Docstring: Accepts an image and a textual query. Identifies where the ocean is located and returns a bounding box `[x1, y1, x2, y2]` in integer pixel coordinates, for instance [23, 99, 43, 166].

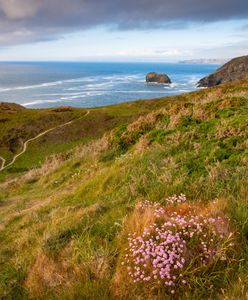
[0, 62, 218, 108]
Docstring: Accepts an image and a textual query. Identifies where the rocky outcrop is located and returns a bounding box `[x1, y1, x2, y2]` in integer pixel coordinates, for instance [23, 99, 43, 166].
[146, 72, 171, 84]
[197, 55, 248, 87]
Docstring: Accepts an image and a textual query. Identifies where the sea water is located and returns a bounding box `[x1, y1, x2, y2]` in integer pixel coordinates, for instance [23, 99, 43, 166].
[0, 62, 218, 108]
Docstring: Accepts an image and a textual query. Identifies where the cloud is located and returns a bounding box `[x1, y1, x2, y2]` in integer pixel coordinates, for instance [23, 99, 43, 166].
[0, 0, 247, 45]
[0, 0, 42, 19]
[195, 39, 248, 58]
[113, 48, 183, 58]
[154, 49, 183, 57]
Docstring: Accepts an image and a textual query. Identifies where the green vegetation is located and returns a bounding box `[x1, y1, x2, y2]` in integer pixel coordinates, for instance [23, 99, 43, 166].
[0, 99, 168, 180]
[0, 79, 247, 299]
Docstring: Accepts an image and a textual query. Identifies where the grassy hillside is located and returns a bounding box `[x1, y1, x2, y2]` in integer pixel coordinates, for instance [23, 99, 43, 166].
[0, 100, 165, 180]
[0, 79, 247, 299]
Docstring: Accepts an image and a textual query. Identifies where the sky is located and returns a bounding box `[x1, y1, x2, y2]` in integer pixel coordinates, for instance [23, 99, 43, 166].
[0, 0, 247, 62]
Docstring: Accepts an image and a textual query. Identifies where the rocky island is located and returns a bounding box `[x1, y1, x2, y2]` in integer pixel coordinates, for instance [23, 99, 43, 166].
[197, 55, 248, 87]
[146, 72, 171, 84]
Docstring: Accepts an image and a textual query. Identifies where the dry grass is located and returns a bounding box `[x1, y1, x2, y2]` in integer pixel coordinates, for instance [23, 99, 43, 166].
[25, 247, 84, 298]
[23, 201, 110, 298]
[25, 247, 111, 299]
[168, 106, 192, 128]
[127, 110, 163, 133]
[133, 134, 151, 154]
[74, 134, 110, 159]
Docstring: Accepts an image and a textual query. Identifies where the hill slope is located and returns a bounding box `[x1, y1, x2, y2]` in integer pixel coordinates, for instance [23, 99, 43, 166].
[0, 100, 165, 180]
[0, 80, 248, 299]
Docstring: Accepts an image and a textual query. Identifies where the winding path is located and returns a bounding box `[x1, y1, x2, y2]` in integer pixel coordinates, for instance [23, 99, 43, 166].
[0, 156, 6, 171]
[0, 110, 90, 172]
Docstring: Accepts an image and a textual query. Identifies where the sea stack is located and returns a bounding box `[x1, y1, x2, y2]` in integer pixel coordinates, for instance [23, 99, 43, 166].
[146, 72, 171, 84]
[197, 55, 248, 87]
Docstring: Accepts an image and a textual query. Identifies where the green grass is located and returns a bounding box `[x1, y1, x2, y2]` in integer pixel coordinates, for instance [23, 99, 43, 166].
[0, 100, 166, 181]
[0, 79, 247, 299]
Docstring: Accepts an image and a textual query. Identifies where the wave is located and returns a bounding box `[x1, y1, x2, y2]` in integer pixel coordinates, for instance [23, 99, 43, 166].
[0, 74, 147, 94]
[60, 92, 103, 100]
[38, 90, 172, 99]
[169, 83, 180, 88]
[146, 82, 172, 86]
[3, 73, 200, 109]
[0, 77, 95, 93]
[0, 81, 64, 92]
[85, 82, 114, 89]
[101, 74, 141, 81]
[183, 75, 201, 87]
[110, 90, 170, 94]
[35, 91, 94, 97]
[36, 91, 106, 98]
[178, 89, 192, 92]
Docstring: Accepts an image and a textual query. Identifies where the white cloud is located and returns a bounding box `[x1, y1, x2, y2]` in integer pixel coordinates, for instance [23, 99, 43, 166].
[155, 49, 182, 56]
[113, 48, 183, 58]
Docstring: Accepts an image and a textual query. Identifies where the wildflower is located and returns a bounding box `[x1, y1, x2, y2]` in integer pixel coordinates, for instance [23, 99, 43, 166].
[122, 197, 234, 294]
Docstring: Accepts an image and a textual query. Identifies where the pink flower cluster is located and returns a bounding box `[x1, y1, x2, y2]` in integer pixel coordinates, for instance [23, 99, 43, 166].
[137, 200, 165, 218]
[166, 193, 187, 204]
[123, 225, 186, 290]
[122, 198, 227, 294]
[137, 200, 161, 209]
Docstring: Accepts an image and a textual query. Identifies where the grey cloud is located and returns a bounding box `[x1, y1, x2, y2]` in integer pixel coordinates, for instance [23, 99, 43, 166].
[0, 0, 247, 45]
[0, 0, 42, 19]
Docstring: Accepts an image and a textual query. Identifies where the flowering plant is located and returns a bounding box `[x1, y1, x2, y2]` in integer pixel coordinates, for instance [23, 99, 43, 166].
[120, 196, 235, 296]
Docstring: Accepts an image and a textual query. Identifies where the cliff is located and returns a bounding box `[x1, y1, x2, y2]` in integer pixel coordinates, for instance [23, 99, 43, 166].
[198, 55, 248, 87]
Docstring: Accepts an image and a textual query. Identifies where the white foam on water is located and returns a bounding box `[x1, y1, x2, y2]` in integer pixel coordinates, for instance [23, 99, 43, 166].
[85, 82, 114, 89]
[35, 91, 95, 97]
[178, 89, 192, 92]
[0, 73, 146, 95]
[169, 83, 180, 88]
[0, 81, 63, 92]
[60, 92, 103, 101]
[3, 71, 202, 108]
[0, 77, 94, 93]
[110, 90, 169, 94]
[186, 75, 201, 86]
[146, 82, 172, 86]
[66, 81, 115, 92]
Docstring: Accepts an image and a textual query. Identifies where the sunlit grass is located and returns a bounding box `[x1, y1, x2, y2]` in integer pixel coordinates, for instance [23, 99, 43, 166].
[0, 79, 247, 299]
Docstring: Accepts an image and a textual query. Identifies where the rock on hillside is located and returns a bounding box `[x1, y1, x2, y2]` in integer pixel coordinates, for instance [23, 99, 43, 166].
[197, 55, 248, 87]
[146, 72, 171, 84]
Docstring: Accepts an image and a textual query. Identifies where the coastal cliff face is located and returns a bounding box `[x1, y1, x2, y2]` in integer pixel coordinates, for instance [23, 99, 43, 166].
[146, 72, 171, 84]
[198, 55, 248, 87]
